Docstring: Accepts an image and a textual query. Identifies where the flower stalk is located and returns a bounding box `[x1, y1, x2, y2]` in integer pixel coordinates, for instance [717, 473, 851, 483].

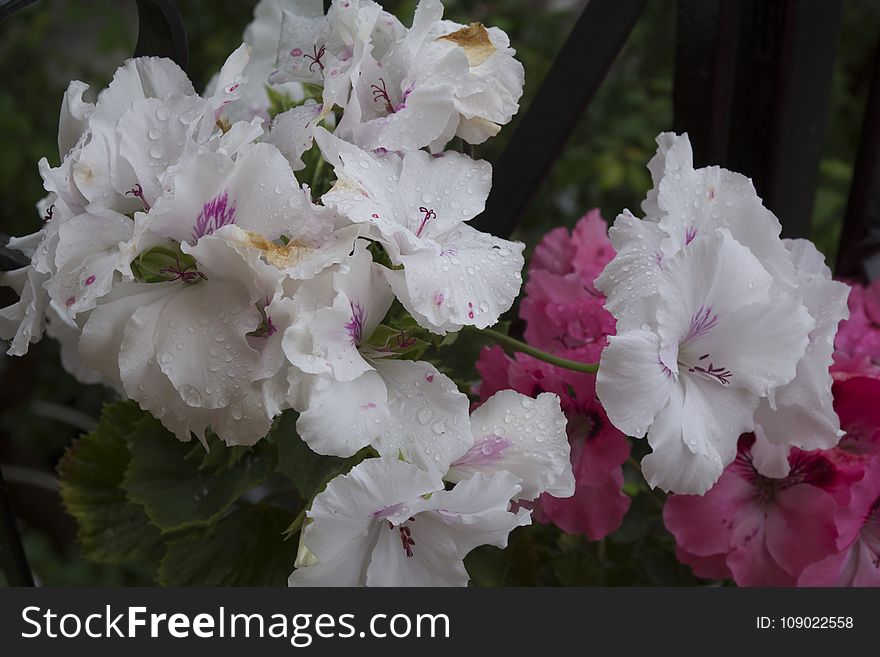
[468, 327, 599, 374]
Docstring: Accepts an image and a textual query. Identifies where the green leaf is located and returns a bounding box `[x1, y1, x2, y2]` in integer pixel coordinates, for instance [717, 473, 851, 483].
[123, 415, 274, 532]
[270, 410, 362, 499]
[130, 243, 204, 284]
[158, 504, 298, 586]
[58, 401, 164, 567]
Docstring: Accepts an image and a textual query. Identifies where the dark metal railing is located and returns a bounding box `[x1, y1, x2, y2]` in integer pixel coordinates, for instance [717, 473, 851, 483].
[0, 0, 879, 586]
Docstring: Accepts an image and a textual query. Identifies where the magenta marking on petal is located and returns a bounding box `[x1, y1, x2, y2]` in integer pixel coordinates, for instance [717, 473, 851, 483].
[192, 191, 237, 242]
[345, 301, 366, 345]
[434, 292, 444, 306]
[84, 275, 96, 286]
[455, 436, 512, 467]
[373, 502, 404, 519]
[682, 305, 719, 344]
[685, 226, 697, 244]
[361, 402, 377, 410]
[65, 296, 75, 306]
[265, 315, 277, 337]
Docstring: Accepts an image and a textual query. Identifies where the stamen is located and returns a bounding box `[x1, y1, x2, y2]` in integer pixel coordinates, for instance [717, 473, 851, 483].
[415, 207, 436, 237]
[687, 359, 732, 385]
[43, 204, 55, 223]
[159, 258, 207, 284]
[126, 184, 151, 211]
[303, 44, 327, 73]
[398, 524, 415, 558]
[370, 78, 396, 114]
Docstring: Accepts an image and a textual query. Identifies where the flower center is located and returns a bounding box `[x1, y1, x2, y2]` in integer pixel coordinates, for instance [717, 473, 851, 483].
[679, 306, 732, 385]
[394, 522, 416, 558]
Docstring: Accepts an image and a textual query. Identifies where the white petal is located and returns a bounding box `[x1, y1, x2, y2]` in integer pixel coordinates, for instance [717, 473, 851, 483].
[154, 282, 262, 409]
[264, 102, 322, 171]
[372, 359, 472, 474]
[294, 371, 388, 457]
[448, 390, 574, 500]
[596, 329, 673, 438]
[641, 385, 724, 495]
[387, 224, 524, 333]
[751, 426, 791, 478]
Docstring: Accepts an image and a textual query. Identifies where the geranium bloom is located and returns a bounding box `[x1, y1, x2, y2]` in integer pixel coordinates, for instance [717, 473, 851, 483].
[206, 0, 306, 123]
[290, 457, 529, 586]
[316, 127, 524, 333]
[284, 240, 474, 472]
[595, 132, 848, 494]
[597, 230, 813, 494]
[664, 435, 848, 586]
[520, 210, 615, 358]
[336, 0, 524, 151]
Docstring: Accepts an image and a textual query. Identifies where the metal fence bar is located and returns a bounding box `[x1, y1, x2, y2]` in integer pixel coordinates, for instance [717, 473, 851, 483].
[725, 0, 842, 240]
[0, 467, 34, 586]
[133, 0, 188, 70]
[472, 0, 648, 239]
[837, 39, 880, 282]
[672, 0, 742, 167]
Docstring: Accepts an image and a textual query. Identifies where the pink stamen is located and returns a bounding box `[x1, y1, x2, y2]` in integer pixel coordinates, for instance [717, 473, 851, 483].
[43, 204, 55, 223]
[303, 44, 326, 73]
[415, 207, 436, 237]
[126, 184, 150, 211]
[370, 78, 396, 114]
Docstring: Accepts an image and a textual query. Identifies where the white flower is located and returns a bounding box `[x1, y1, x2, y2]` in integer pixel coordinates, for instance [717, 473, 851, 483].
[596, 230, 813, 494]
[289, 457, 529, 587]
[270, 0, 395, 113]
[79, 227, 291, 446]
[284, 241, 474, 473]
[336, 0, 523, 151]
[316, 127, 524, 333]
[205, 0, 306, 122]
[447, 389, 575, 501]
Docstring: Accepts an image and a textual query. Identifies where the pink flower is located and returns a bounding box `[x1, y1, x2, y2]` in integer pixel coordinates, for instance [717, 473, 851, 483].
[476, 346, 631, 540]
[797, 374, 880, 586]
[798, 455, 880, 586]
[521, 211, 616, 360]
[835, 280, 880, 364]
[664, 435, 845, 586]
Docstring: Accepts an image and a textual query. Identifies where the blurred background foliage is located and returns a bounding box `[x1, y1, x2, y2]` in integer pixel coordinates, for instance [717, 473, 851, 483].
[1, 0, 878, 585]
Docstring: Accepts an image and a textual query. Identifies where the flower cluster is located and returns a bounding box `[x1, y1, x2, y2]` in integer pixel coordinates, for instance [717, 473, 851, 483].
[0, 0, 574, 587]
[595, 132, 851, 495]
[476, 210, 630, 539]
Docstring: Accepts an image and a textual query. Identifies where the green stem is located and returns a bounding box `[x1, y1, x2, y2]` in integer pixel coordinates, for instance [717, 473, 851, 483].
[310, 156, 326, 195]
[284, 509, 306, 540]
[467, 327, 599, 374]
